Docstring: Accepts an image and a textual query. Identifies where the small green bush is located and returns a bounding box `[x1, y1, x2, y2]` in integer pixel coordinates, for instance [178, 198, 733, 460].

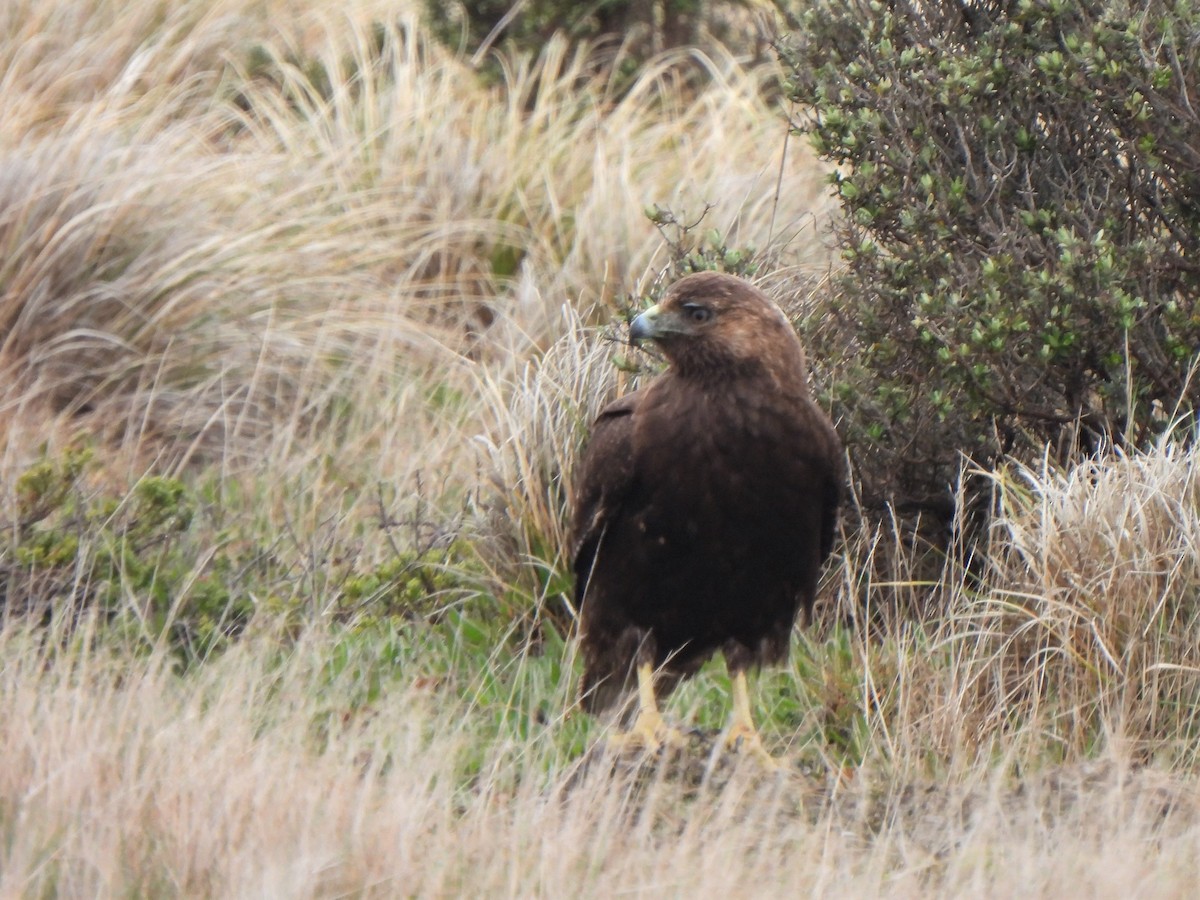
[3, 451, 503, 659]
[782, 0, 1200, 515]
[337, 538, 487, 625]
[5, 450, 255, 659]
[423, 0, 709, 61]
[645, 204, 759, 281]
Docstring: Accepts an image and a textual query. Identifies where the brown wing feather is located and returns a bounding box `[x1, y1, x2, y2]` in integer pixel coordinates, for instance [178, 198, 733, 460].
[570, 390, 641, 582]
[570, 390, 648, 713]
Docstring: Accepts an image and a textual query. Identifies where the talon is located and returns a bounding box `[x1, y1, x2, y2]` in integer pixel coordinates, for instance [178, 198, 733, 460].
[604, 662, 686, 755]
[721, 671, 784, 771]
[723, 723, 780, 769]
[607, 709, 686, 755]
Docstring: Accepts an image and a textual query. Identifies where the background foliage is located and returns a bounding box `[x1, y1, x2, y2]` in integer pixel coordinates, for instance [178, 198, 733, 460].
[783, 0, 1200, 514]
[425, 0, 731, 64]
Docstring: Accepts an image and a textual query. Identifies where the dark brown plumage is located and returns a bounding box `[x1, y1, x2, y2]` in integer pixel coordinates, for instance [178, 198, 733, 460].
[571, 272, 843, 757]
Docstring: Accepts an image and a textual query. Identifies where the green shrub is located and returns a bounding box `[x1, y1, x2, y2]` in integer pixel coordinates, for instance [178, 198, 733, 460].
[5, 450, 255, 659]
[782, 0, 1200, 515]
[422, 0, 709, 61]
[645, 204, 759, 281]
[337, 538, 488, 625]
[4, 449, 511, 659]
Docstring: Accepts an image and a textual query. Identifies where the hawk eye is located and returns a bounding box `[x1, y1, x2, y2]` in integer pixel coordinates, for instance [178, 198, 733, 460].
[683, 303, 713, 324]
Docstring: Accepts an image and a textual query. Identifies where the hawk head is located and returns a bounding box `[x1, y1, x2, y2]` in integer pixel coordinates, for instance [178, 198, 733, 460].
[629, 272, 808, 386]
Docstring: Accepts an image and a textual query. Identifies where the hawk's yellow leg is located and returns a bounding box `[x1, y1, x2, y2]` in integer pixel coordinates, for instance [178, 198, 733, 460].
[723, 670, 782, 770]
[606, 662, 687, 754]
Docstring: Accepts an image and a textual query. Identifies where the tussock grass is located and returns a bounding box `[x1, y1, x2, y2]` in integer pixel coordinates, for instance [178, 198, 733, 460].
[471, 305, 631, 603]
[979, 445, 1200, 761]
[2, 613, 1198, 897]
[4, 0, 1200, 894]
[1, 0, 831, 499]
[800, 445, 1200, 773]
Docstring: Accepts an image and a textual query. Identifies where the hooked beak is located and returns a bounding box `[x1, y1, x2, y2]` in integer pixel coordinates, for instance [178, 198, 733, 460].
[629, 304, 663, 343]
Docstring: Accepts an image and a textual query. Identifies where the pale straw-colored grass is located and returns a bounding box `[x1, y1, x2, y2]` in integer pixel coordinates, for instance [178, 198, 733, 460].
[2, 613, 1198, 897]
[970, 443, 1200, 762]
[1, 0, 832, 525]
[471, 304, 631, 595]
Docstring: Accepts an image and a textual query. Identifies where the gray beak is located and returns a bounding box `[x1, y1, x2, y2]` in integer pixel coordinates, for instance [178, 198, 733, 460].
[628, 304, 662, 343]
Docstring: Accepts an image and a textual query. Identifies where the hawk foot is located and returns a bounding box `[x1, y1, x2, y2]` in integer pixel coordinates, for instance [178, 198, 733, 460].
[722, 720, 782, 771]
[606, 709, 687, 756]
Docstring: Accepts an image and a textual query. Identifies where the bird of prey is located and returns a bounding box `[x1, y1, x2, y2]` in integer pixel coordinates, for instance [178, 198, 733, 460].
[571, 271, 843, 764]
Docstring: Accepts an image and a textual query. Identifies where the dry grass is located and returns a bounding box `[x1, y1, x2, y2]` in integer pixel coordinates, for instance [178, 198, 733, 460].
[0, 0, 833, 558]
[3, 0, 1200, 896]
[979, 446, 1200, 762]
[3, 611, 1199, 897]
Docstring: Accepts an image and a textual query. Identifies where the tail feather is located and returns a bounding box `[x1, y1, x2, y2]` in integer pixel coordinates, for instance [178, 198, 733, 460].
[579, 653, 684, 724]
[578, 624, 650, 716]
[579, 658, 634, 715]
